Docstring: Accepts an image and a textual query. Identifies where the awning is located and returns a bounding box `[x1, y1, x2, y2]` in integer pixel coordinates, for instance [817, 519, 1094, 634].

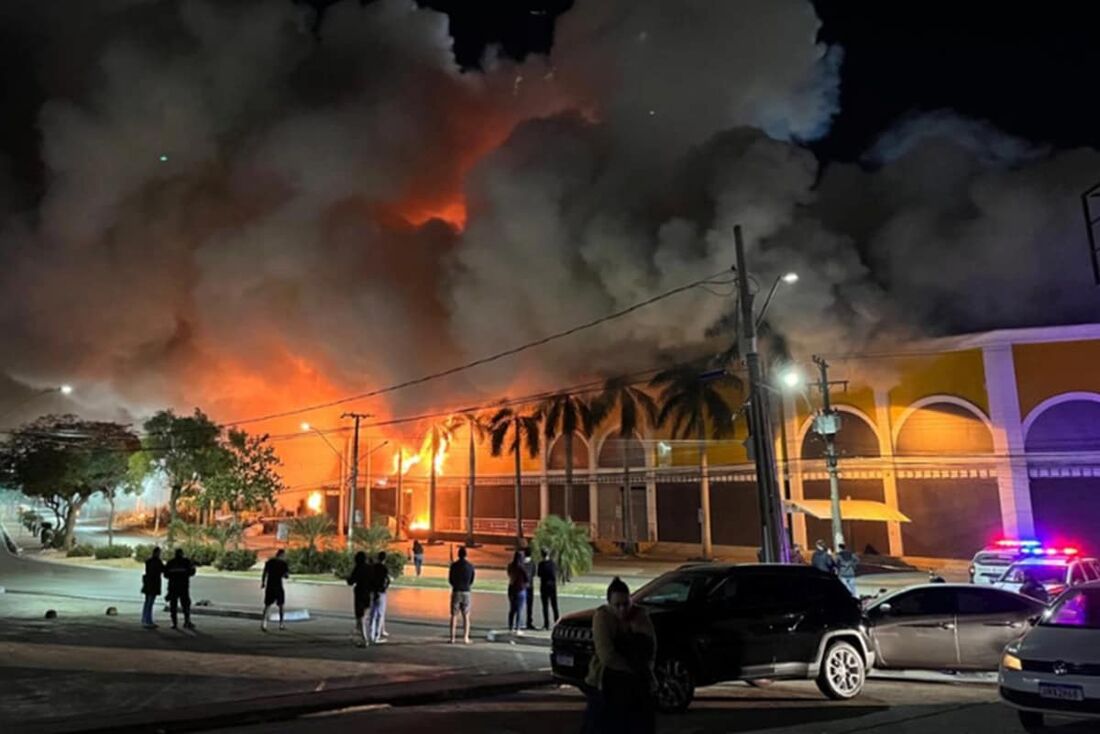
[785, 499, 911, 523]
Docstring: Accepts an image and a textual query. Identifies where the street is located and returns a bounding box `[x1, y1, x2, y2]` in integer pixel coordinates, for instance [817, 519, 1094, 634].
[211, 679, 1098, 734]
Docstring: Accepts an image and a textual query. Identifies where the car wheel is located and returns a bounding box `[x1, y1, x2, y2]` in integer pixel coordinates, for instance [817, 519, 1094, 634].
[654, 656, 695, 713]
[1017, 710, 1045, 732]
[815, 641, 866, 700]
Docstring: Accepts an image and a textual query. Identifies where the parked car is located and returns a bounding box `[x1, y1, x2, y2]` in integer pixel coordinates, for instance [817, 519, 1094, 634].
[550, 564, 874, 712]
[865, 584, 1045, 671]
[1000, 583, 1100, 730]
[994, 556, 1100, 598]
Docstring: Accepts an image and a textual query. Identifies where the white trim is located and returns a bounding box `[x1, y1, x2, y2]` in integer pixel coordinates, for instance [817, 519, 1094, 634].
[891, 395, 994, 447]
[592, 428, 650, 469]
[890, 322, 1100, 353]
[1021, 391, 1100, 443]
[796, 404, 883, 454]
[544, 432, 592, 472]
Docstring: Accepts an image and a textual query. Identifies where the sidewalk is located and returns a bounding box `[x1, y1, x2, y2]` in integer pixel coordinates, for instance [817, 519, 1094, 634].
[0, 590, 553, 734]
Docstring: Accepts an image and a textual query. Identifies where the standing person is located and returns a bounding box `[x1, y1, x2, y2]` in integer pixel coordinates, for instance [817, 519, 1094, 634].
[506, 550, 528, 636]
[141, 546, 164, 629]
[368, 552, 390, 644]
[1019, 570, 1050, 604]
[810, 539, 835, 574]
[836, 543, 860, 598]
[790, 544, 806, 565]
[411, 539, 425, 577]
[522, 546, 537, 630]
[536, 548, 560, 630]
[584, 577, 656, 734]
[346, 551, 372, 647]
[260, 548, 290, 632]
[448, 546, 475, 644]
[163, 548, 196, 631]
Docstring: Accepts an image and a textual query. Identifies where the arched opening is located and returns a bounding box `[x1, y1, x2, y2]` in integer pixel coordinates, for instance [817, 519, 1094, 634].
[800, 409, 888, 556]
[895, 400, 1000, 558]
[547, 433, 590, 521]
[1025, 397, 1100, 544]
[596, 433, 647, 541]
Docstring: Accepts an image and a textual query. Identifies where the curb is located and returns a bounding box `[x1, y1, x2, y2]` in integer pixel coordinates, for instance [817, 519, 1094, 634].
[31, 670, 555, 733]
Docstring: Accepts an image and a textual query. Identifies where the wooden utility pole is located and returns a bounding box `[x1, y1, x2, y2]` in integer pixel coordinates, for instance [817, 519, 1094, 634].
[341, 412, 372, 549]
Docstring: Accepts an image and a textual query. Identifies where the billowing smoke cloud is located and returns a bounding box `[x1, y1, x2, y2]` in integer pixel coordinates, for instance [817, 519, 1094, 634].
[0, 0, 1096, 483]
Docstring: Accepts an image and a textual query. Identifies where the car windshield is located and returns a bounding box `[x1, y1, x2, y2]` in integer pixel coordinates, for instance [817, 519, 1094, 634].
[1002, 564, 1066, 584]
[633, 571, 715, 606]
[1041, 589, 1100, 629]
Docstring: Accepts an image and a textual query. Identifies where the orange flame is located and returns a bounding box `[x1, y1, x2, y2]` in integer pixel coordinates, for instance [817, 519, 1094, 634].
[392, 449, 422, 476]
[408, 517, 430, 532]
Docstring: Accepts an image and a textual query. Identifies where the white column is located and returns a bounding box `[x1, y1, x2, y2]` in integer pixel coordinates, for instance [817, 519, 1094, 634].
[539, 444, 550, 520]
[982, 344, 1035, 538]
[588, 447, 599, 540]
[873, 388, 905, 556]
[645, 436, 658, 542]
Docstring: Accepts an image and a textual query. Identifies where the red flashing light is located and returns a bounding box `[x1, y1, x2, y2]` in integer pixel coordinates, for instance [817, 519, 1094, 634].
[1063, 547, 1079, 556]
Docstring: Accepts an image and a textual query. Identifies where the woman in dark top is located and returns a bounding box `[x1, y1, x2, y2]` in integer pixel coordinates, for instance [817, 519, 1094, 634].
[141, 546, 164, 629]
[506, 550, 529, 634]
[346, 551, 373, 647]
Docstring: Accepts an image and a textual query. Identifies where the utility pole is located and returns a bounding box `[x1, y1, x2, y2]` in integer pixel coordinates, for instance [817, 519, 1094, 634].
[396, 446, 405, 541]
[341, 412, 372, 550]
[811, 356, 845, 551]
[734, 225, 789, 564]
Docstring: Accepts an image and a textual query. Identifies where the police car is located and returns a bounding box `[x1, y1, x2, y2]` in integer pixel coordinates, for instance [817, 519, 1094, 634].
[970, 540, 1043, 586]
[994, 551, 1100, 598]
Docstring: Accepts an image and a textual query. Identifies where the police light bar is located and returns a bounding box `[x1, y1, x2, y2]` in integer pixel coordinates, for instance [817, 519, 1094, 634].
[995, 539, 1041, 548]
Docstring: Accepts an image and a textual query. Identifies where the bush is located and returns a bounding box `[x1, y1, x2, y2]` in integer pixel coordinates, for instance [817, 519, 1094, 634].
[133, 544, 158, 563]
[215, 549, 258, 571]
[185, 543, 220, 567]
[532, 515, 593, 583]
[332, 549, 407, 581]
[286, 546, 331, 574]
[66, 543, 95, 557]
[93, 543, 134, 560]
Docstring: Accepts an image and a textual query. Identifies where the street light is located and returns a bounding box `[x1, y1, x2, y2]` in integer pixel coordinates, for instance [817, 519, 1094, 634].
[778, 367, 803, 390]
[0, 383, 75, 422]
[301, 423, 345, 531]
[59, 384, 74, 396]
[756, 272, 800, 330]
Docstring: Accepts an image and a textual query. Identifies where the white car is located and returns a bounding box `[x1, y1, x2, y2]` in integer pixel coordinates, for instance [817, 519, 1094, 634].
[1000, 583, 1100, 729]
[995, 556, 1100, 598]
[970, 541, 1040, 586]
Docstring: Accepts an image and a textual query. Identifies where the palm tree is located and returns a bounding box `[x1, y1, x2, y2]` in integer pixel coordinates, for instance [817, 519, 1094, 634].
[593, 376, 659, 553]
[421, 419, 457, 532]
[447, 411, 491, 546]
[541, 392, 596, 519]
[489, 406, 542, 547]
[651, 362, 739, 559]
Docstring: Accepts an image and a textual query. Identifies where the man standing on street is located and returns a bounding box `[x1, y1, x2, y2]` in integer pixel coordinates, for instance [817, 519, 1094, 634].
[811, 539, 835, 574]
[368, 552, 390, 644]
[347, 551, 372, 647]
[448, 546, 475, 644]
[536, 548, 559, 630]
[164, 548, 196, 630]
[141, 546, 164, 629]
[522, 546, 537, 630]
[261, 548, 290, 632]
[836, 543, 860, 597]
[412, 539, 425, 577]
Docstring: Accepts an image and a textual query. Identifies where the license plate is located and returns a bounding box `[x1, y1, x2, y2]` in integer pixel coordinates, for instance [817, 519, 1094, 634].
[1039, 683, 1084, 702]
[555, 653, 575, 668]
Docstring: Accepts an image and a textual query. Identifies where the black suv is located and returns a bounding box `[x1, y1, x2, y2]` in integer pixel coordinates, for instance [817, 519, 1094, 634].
[550, 564, 873, 711]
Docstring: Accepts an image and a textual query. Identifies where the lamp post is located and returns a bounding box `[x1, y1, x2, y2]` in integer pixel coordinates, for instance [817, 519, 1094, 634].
[360, 440, 389, 529]
[300, 422, 345, 535]
[0, 384, 74, 422]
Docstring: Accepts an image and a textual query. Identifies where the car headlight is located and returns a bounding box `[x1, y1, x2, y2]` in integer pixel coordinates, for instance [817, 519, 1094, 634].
[1002, 652, 1023, 671]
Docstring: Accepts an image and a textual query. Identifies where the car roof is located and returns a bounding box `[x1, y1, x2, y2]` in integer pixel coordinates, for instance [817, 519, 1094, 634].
[871, 583, 1040, 605]
[673, 563, 836, 578]
[1011, 557, 1082, 565]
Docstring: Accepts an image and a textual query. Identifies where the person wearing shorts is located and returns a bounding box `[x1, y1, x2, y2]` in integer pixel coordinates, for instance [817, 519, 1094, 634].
[448, 546, 475, 644]
[261, 549, 290, 632]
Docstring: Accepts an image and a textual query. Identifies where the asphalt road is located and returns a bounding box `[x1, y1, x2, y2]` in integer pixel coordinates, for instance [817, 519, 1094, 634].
[209, 678, 1100, 734]
[0, 532, 597, 631]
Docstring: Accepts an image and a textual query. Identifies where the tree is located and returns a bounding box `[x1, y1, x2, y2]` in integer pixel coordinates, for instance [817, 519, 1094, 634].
[592, 376, 659, 553]
[489, 406, 541, 547]
[532, 515, 593, 584]
[204, 429, 284, 522]
[290, 513, 332, 553]
[139, 409, 223, 538]
[205, 519, 244, 552]
[0, 415, 140, 549]
[420, 419, 456, 532]
[102, 451, 147, 547]
[541, 392, 596, 520]
[446, 411, 490, 546]
[651, 363, 739, 559]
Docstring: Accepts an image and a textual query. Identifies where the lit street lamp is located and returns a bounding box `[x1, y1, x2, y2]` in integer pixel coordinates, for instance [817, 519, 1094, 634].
[0, 384, 75, 422]
[301, 422, 345, 531]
